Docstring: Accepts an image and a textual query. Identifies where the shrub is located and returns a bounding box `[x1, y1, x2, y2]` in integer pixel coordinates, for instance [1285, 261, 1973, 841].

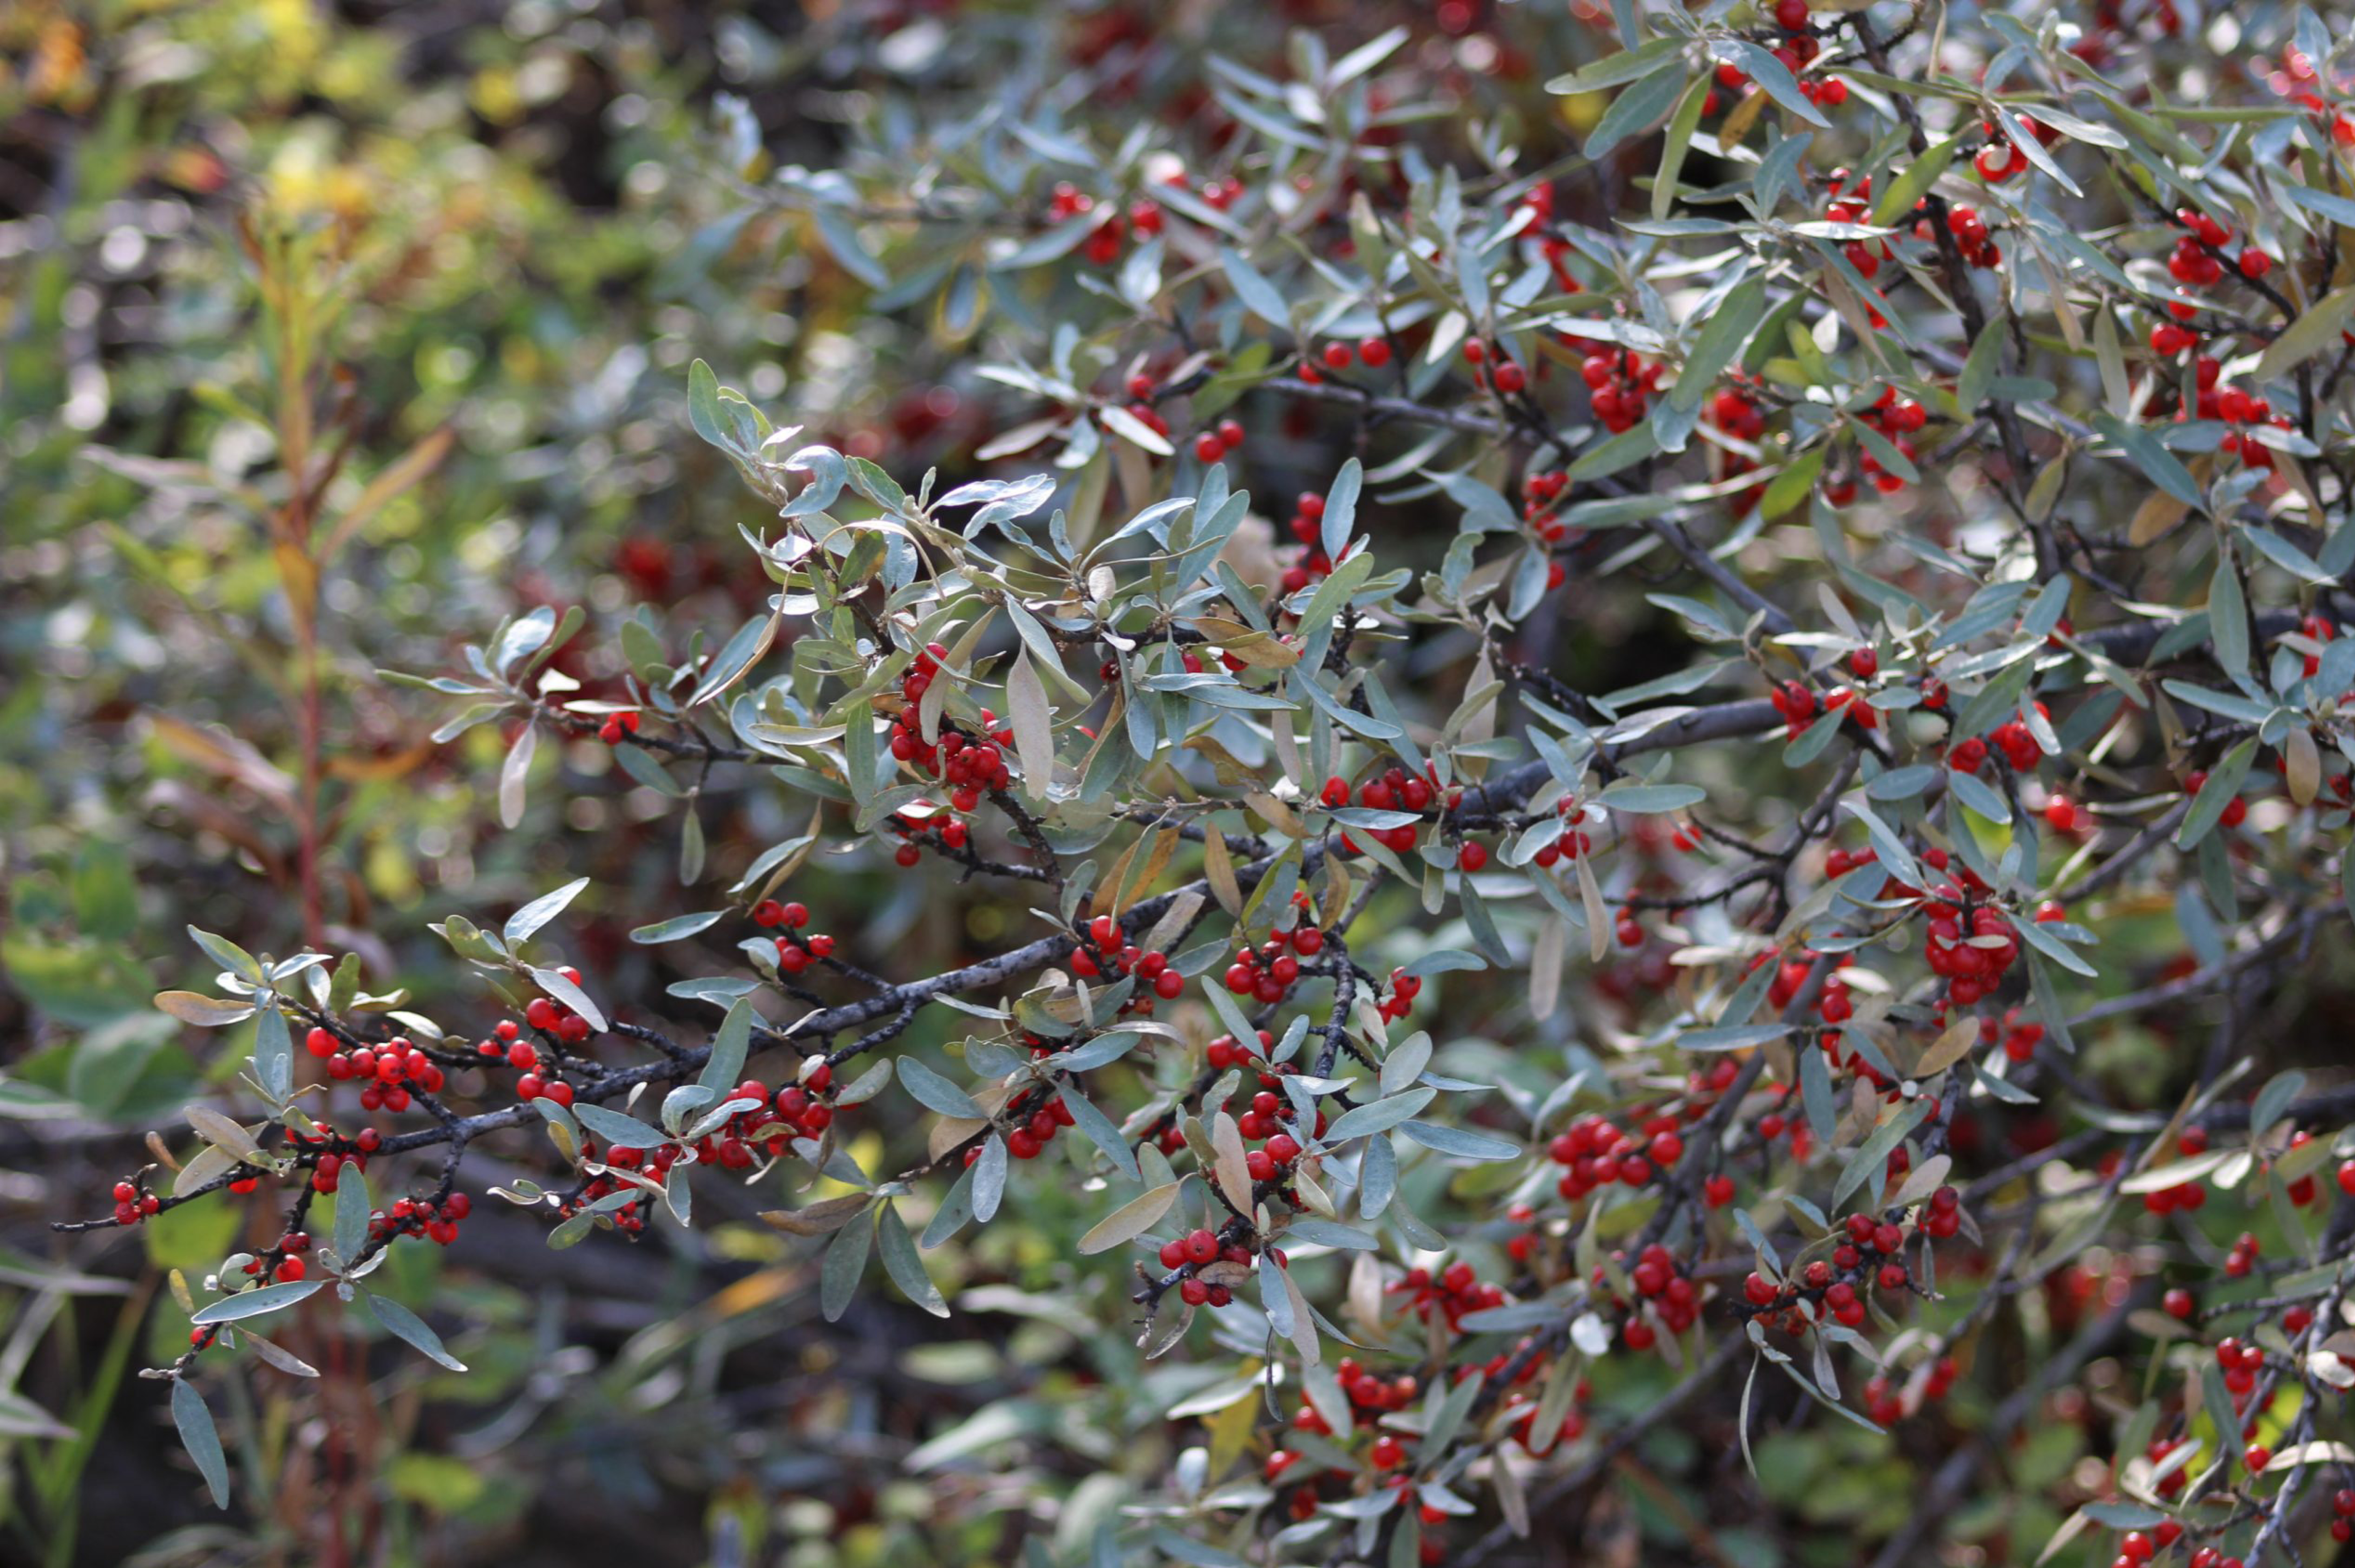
[25, 2, 2355, 1566]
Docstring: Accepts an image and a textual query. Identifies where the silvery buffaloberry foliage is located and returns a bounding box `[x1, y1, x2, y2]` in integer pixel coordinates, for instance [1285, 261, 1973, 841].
[55, 2, 2355, 1564]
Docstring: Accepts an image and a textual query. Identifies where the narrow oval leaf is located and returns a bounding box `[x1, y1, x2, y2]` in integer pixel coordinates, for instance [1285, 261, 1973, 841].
[171, 1379, 231, 1509]
[1077, 1180, 1182, 1254]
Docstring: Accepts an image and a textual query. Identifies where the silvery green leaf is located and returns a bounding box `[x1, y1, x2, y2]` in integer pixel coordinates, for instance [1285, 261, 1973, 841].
[171, 1380, 230, 1509]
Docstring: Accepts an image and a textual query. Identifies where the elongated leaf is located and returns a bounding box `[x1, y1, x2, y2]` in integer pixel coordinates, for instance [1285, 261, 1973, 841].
[2255, 285, 2355, 380]
[1398, 1121, 1519, 1161]
[1323, 1088, 1437, 1143]
[333, 1162, 370, 1265]
[876, 1203, 950, 1317]
[190, 1279, 324, 1326]
[1588, 63, 1690, 162]
[820, 1205, 877, 1322]
[1077, 1180, 1182, 1254]
[154, 992, 257, 1027]
[1218, 246, 1291, 326]
[528, 967, 607, 1033]
[360, 1290, 468, 1371]
[504, 878, 590, 947]
[972, 1133, 1009, 1223]
[187, 927, 264, 985]
[1009, 648, 1053, 802]
[1058, 1082, 1141, 1181]
[171, 1379, 231, 1508]
[700, 998, 756, 1094]
[499, 724, 536, 829]
[572, 1101, 670, 1150]
[898, 1056, 983, 1117]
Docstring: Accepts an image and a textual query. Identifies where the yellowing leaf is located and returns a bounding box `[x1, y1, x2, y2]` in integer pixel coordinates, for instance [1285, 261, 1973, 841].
[1077, 1180, 1183, 1254]
[1203, 827, 1243, 915]
[1008, 647, 1053, 802]
[1210, 1111, 1252, 1215]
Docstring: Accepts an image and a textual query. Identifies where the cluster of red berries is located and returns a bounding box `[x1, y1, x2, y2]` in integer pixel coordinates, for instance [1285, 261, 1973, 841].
[364, 1189, 472, 1249]
[307, 1148, 365, 1195]
[1278, 492, 1343, 594]
[1711, 24, 1833, 107]
[1521, 465, 1570, 534]
[2209, 1334, 2276, 1467]
[1111, 395, 1176, 446]
[1740, 1196, 1951, 1330]
[1373, 965, 1423, 1023]
[1153, 1226, 1255, 1308]
[1321, 764, 1461, 856]
[1386, 1258, 1507, 1330]
[109, 1179, 160, 1227]
[1819, 178, 1899, 287]
[2158, 357, 2295, 469]
[1546, 1115, 1683, 1199]
[1527, 798, 1601, 869]
[1070, 912, 1186, 999]
[2136, 1140, 2213, 1216]
[1045, 180, 1165, 267]
[239, 1228, 312, 1282]
[1983, 1007, 2047, 1065]
[1236, 1089, 1321, 1184]
[1707, 383, 1768, 443]
[887, 806, 969, 866]
[751, 900, 835, 975]
[1283, 489, 1329, 550]
[1856, 385, 1927, 492]
[888, 646, 1017, 805]
[2278, 49, 2355, 146]
[1860, 1356, 1958, 1425]
[1767, 680, 1831, 738]
[1308, 335, 1393, 378]
[1202, 1027, 1271, 1075]
[1758, 947, 1825, 1011]
[1601, 1242, 1697, 1348]
[1459, 337, 1527, 396]
[1971, 117, 2052, 183]
[1911, 201, 2002, 270]
[1949, 708, 2048, 776]
[314, 1029, 447, 1113]
[763, 1062, 841, 1144]
[1220, 933, 1311, 1004]
[965, 1086, 1076, 1162]
[1922, 890, 2038, 1009]
[1189, 417, 1245, 464]
[1275, 1371, 1453, 1561]
[595, 709, 641, 745]
[1500, 1380, 1596, 1466]
[471, 1018, 543, 1080]
[1578, 345, 1662, 434]
[2331, 1486, 2355, 1545]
